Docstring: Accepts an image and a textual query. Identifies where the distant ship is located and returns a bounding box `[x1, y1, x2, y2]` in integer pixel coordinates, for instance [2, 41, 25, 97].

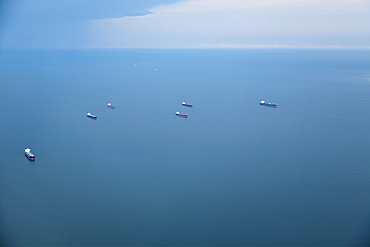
[182, 102, 193, 107]
[87, 113, 97, 119]
[25, 148, 35, 161]
[108, 103, 115, 109]
[260, 101, 277, 108]
[176, 112, 188, 118]
[156, 69, 159, 71]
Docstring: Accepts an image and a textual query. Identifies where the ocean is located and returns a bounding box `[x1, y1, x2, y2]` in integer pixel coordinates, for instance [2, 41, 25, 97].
[0, 48, 369, 246]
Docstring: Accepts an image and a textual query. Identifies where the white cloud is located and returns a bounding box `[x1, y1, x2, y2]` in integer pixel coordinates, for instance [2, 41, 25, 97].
[148, 0, 367, 14]
[89, 0, 370, 48]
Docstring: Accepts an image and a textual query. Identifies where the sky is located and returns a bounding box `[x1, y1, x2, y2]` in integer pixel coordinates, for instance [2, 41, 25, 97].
[0, 0, 369, 49]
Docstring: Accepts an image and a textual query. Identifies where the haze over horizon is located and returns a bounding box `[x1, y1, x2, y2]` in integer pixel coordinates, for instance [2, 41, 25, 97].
[1, 0, 369, 49]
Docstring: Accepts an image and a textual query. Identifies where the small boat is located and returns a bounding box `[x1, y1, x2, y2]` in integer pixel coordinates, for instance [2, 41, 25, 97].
[87, 113, 97, 119]
[260, 100, 277, 108]
[182, 102, 193, 107]
[176, 112, 188, 118]
[156, 69, 159, 71]
[25, 148, 35, 161]
[108, 103, 115, 109]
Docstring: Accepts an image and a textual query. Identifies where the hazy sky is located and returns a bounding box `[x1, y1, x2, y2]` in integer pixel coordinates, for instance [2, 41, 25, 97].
[1, 0, 369, 49]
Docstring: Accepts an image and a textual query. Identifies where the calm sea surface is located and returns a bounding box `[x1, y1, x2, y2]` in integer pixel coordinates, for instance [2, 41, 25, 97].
[0, 49, 369, 246]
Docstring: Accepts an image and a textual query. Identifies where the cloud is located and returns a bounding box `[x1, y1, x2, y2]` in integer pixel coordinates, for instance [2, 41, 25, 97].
[147, 0, 367, 14]
[90, 0, 370, 48]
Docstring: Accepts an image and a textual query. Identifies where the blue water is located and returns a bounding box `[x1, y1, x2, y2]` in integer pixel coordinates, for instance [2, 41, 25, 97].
[0, 49, 370, 246]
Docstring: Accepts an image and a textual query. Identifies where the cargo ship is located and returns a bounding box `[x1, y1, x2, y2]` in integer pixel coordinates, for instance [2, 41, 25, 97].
[87, 113, 97, 119]
[182, 102, 193, 107]
[260, 101, 277, 108]
[108, 103, 115, 109]
[25, 148, 35, 161]
[176, 112, 188, 118]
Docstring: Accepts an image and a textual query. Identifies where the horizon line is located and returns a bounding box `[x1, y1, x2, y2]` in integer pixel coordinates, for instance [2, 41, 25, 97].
[1, 45, 370, 50]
